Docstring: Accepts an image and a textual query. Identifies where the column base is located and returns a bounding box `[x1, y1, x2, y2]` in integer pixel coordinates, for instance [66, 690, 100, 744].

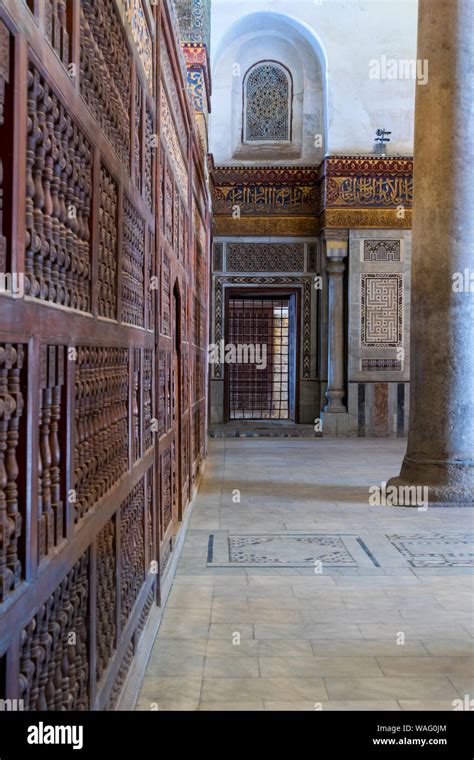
[388, 456, 474, 506]
[321, 412, 355, 437]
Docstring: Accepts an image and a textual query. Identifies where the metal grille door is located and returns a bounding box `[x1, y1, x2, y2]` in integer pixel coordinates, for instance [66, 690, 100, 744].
[228, 297, 291, 420]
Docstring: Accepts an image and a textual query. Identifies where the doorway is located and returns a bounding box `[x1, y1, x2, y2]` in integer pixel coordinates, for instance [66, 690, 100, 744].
[225, 293, 298, 422]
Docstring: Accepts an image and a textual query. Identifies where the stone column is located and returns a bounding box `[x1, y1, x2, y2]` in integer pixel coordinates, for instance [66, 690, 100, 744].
[321, 234, 351, 436]
[389, 0, 474, 503]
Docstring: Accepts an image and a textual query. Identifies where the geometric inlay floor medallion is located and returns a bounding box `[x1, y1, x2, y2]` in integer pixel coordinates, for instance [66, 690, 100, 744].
[207, 533, 380, 568]
[387, 533, 474, 567]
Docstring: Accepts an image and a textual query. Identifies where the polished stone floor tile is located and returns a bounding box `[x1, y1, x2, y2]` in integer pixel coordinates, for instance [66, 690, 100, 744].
[324, 676, 459, 701]
[211, 607, 302, 624]
[448, 676, 474, 696]
[310, 640, 427, 657]
[198, 701, 264, 711]
[200, 677, 328, 702]
[136, 439, 473, 711]
[422, 639, 474, 657]
[144, 654, 205, 678]
[137, 677, 202, 705]
[398, 700, 457, 711]
[259, 656, 383, 677]
[135, 700, 199, 711]
[206, 638, 314, 657]
[204, 656, 259, 678]
[377, 656, 474, 677]
[264, 700, 400, 711]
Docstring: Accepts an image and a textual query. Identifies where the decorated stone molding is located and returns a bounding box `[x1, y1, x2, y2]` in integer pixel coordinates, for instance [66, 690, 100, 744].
[212, 275, 312, 380]
[210, 156, 413, 235]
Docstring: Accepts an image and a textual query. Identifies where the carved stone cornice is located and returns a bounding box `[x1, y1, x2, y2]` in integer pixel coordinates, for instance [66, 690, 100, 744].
[321, 155, 413, 178]
[211, 165, 320, 184]
[321, 207, 412, 230]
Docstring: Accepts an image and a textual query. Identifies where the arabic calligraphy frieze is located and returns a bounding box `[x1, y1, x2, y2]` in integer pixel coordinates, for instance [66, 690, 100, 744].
[324, 175, 413, 208]
[213, 183, 319, 215]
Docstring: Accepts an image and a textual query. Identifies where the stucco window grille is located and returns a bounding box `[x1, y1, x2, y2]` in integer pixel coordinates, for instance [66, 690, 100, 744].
[243, 62, 291, 142]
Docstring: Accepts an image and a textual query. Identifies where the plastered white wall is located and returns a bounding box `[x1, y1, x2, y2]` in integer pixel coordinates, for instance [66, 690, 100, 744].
[210, 0, 418, 164]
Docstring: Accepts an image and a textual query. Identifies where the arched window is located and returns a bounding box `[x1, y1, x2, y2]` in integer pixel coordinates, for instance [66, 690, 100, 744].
[243, 62, 292, 142]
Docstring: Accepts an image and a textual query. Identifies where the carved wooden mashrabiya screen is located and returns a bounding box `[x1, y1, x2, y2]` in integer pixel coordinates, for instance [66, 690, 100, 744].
[158, 11, 209, 575]
[0, 0, 209, 711]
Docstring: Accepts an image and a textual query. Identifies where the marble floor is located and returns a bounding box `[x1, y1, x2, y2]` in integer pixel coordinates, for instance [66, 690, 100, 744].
[135, 438, 474, 711]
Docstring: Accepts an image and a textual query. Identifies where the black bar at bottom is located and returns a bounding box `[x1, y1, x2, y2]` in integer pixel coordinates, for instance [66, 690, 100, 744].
[0, 710, 473, 757]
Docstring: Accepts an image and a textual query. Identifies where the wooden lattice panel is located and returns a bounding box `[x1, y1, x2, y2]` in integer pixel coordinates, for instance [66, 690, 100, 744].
[158, 349, 166, 438]
[80, 0, 131, 169]
[161, 249, 171, 336]
[133, 75, 142, 192]
[146, 465, 154, 570]
[38, 344, 66, 561]
[144, 100, 154, 210]
[160, 446, 173, 536]
[96, 517, 116, 682]
[120, 479, 146, 627]
[26, 63, 92, 310]
[143, 349, 154, 453]
[18, 551, 90, 711]
[0, 343, 26, 602]
[98, 164, 119, 320]
[0, 19, 11, 275]
[74, 347, 129, 523]
[132, 347, 141, 463]
[45, 0, 71, 67]
[147, 230, 156, 331]
[0, 0, 210, 713]
[121, 196, 145, 327]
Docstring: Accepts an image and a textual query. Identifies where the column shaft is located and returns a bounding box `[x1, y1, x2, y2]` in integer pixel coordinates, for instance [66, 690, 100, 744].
[389, 0, 474, 503]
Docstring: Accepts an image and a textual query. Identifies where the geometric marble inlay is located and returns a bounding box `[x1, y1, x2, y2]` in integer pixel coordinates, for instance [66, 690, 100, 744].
[228, 534, 357, 566]
[212, 242, 224, 272]
[361, 273, 403, 347]
[206, 533, 383, 568]
[363, 240, 401, 262]
[361, 358, 403, 372]
[226, 243, 305, 273]
[387, 533, 474, 568]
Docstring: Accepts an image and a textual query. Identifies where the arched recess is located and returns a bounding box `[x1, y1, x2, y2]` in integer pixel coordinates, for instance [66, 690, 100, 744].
[211, 11, 328, 165]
